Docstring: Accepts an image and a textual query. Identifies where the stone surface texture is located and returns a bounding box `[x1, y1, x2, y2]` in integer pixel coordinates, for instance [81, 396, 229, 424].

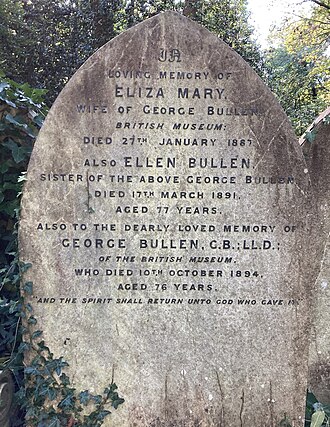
[20, 12, 323, 426]
[301, 107, 330, 404]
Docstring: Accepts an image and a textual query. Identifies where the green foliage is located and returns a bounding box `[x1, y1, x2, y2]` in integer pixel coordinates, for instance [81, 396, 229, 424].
[3, 0, 327, 135]
[0, 75, 124, 425]
[305, 391, 330, 427]
[0, 74, 47, 375]
[0, 74, 124, 427]
[0, 0, 26, 73]
[3, 271, 124, 426]
[0, 0, 263, 104]
[264, 1, 330, 135]
[188, 0, 264, 75]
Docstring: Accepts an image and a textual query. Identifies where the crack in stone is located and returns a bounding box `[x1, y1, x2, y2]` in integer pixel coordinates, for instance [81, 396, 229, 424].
[239, 388, 245, 427]
[85, 170, 92, 213]
[253, 118, 287, 171]
[215, 370, 225, 427]
[269, 380, 275, 427]
[164, 373, 169, 420]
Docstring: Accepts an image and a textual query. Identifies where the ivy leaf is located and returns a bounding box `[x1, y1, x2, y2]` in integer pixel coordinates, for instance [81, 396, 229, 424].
[8, 300, 19, 314]
[92, 394, 102, 405]
[3, 138, 27, 163]
[20, 262, 32, 272]
[4, 114, 36, 138]
[15, 386, 26, 401]
[32, 330, 43, 339]
[323, 404, 330, 417]
[56, 357, 69, 374]
[17, 341, 31, 353]
[104, 382, 119, 398]
[79, 390, 91, 405]
[26, 406, 37, 418]
[0, 161, 9, 174]
[323, 116, 330, 125]
[24, 303, 32, 313]
[59, 372, 71, 387]
[3, 182, 21, 191]
[38, 417, 61, 427]
[305, 130, 316, 143]
[0, 93, 16, 107]
[0, 82, 10, 91]
[23, 281, 33, 295]
[311, 410, 325, 427]
[28, 316, 37, 325]
[108, 383, 118, 393]
[47, 387, 58, 401]
[37, 340, 50, 353]
[33, 114, 44, 127]
[58, 392, 75, 410]
[19, 83, 33, 97]
[96, 410, 111, 420]
[24, 366, 40, 375]
[112, 397, 125, 409]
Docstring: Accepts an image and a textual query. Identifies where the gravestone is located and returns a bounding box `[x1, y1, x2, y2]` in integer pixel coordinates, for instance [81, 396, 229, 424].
[0, 370, 14, 427]
[20, 12, 323, 426]
[300, 107, 330, 404]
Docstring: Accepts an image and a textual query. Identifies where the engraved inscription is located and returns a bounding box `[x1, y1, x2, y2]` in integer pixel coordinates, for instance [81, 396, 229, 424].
[20, 12, 320, 427]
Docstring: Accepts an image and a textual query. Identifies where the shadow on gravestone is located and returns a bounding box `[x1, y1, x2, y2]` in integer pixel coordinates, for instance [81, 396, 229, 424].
[0, 370, 14, 427]
[300, 107, 330, 404]
[19, 11, 325, 427]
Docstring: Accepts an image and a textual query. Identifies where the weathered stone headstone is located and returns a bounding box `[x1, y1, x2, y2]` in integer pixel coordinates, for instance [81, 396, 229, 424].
[20, 12, 323, 426]
[300, 108, 330, 404]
